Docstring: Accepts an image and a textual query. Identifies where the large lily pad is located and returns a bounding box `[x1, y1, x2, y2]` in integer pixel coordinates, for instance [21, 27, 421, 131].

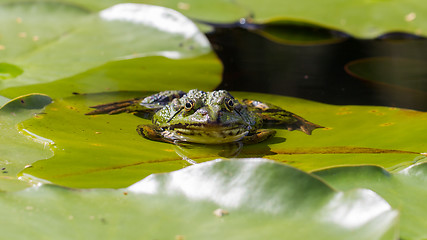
[18, 90, 426, 188]
[313, 161, 427, 240]
[231, 92, 426, 171]
[0, 53, 222, 99]
[66, 0, 427, 38]
[6, 0, 427, 39]
[19, 91, 192, 188]
[0, 159, 398, 239]
[0, 2, 211, 93]
[233, 0, 427, 38]
[0, 94, 52, 191]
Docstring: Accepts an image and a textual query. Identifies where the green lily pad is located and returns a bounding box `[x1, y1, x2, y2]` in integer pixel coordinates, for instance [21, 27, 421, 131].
[233, 0, 427, 38]
[313, 161, 427, 240]
[0, 95, 9, 106]
[4, 0, 427, 39]
[0, 53, 222, 99]
[68, 0, 427, 38]
[18, 91, 191, 188]
[233, 92, 426, 170]
[0, 159, 398, 239]
[0, 93, 52, 191]
[18, 91, 426, 188]
[0, 2, 211, 93]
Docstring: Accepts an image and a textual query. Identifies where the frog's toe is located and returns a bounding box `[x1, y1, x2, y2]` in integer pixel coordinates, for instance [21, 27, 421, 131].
[242, 129, 276, 144]
[86, 98, 141, 115]
[137, 124, 172, 143]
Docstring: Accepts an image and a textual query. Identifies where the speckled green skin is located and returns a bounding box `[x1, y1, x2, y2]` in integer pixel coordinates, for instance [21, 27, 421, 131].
[149, 89, 264, 144]
[87, 89, 322, 144]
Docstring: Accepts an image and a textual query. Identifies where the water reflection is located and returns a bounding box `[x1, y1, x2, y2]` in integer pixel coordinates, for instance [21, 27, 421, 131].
[170, 136, 285, 164]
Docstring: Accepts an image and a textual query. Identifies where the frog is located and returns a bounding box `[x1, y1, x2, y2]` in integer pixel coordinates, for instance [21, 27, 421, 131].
[86, 89, 322, 144]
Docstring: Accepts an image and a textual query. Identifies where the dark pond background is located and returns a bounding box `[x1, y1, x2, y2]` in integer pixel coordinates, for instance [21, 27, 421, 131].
[205, 23, 427, 111]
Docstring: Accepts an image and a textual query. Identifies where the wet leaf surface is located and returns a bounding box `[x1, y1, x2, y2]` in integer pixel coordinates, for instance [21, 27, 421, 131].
[0, 2, 425, 239]
[0, 94, 52, 191]
[313, 161, 427, 240]
[17, 91, 427, 188]
[5, 0, 426, 38]
[0, 2, 212, 94]
[1, 53, 221, 99]
[0, 159, 398, 240]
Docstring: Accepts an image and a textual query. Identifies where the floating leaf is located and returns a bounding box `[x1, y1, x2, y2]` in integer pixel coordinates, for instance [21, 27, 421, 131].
[0, 94, 52, 191]
[18, 91, 426, 188]
[313, 161, 427, 240]
[0, 159, 399, 239]
[1, 53, 222, 99]
[63, 0, 427, 38]
[19, 91, 189, 188]
[0, 2, 211, 93]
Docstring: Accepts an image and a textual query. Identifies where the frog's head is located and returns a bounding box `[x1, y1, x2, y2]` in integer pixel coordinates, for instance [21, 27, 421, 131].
[152, 89, 260, 144]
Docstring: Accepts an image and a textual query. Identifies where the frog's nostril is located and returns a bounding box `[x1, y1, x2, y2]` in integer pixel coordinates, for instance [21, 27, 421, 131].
[199, 109, 208, 115]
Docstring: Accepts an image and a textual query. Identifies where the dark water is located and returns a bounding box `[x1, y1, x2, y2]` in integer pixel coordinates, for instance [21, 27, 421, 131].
[206, 25, 427, 111]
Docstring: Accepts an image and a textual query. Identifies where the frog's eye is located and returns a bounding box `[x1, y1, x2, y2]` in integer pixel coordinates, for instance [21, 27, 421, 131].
[225, 98, 235, 111]
[184, 100, 194, 111]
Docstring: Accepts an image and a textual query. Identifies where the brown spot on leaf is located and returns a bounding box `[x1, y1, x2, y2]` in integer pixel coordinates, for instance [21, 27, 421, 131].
[336, 111, 352, 115]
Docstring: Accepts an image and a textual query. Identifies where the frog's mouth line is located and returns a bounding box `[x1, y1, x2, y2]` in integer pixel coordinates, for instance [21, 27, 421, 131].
[161, 124, 250, 144]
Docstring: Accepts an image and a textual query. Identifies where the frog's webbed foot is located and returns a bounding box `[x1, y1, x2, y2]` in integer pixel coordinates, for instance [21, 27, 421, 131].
[242, 129, 276, 144]
[283, 114, 323, 135]
[242, 99, 323, 135]
[136, 124, 174, 144]
[86, 98, 142, 115]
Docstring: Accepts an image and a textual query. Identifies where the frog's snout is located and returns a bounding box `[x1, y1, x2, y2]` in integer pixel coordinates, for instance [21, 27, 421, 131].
[207, 105, 222, 123]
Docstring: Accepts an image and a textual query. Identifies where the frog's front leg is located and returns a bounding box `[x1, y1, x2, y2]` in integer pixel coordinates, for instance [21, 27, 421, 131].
[136, 124, 174, 144]
[242, 129, 276, 144]
[86, 90, 185, 116]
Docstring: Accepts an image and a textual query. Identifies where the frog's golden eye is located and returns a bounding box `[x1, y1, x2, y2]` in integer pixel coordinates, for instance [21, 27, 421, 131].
[225, 98, 235, 111]
[184, 100, 194, 111]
